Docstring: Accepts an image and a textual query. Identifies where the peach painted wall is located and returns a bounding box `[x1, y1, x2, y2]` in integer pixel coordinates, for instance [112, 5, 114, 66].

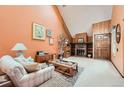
[0, 6, 69, 58]
[111, 6, 124, 76]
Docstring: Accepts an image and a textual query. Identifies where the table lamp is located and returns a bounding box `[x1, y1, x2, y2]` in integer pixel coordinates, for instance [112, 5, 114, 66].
[11, 43, 27, 57]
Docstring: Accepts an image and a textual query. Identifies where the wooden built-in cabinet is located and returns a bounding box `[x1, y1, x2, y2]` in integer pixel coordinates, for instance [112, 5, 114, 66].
[71, 43, 93, 58]
[72, 33, 88, 43]
[92, 20, 111, 60]
[71, 33, 93, 58]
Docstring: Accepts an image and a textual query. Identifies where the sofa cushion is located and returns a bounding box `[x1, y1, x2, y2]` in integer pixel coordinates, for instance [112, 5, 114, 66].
[15, 55, 48, 73]
[16, 62, 48, 73]
[26, 56, 34, 62]
[0, 68, 5, 75]
[14, 55, 34, 63]
[0, 55, 27, 75]
[21, 62, 40, 73]
[14, 55, 27, 62]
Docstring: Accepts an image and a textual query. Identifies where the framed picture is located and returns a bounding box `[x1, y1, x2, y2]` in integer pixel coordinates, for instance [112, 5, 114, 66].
[47, 29, 53, 37]
[78, 38, 84, 43]
[49, 38, 54, 45]
[32, 23, 46, 40]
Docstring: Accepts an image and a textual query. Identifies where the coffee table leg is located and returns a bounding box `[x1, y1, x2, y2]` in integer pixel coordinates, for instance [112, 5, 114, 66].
[69, 68, 73, 76]
[76, 65, 78, 72]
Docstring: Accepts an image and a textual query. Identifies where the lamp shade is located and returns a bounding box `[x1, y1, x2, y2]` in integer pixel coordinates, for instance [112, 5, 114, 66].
[11, 43, 27, 51]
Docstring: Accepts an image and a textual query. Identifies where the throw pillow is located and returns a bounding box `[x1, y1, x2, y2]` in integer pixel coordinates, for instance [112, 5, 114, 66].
[22, 62, 40, 73]
[26, 56, 34, 62]
[14, 55, 27, 63]
[14, 55, 48, 72]
[16, 62, 48, 73]
[15, 55, 34, 63]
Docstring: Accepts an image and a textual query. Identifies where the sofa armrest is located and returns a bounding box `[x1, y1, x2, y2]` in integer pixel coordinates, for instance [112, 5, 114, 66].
[18, 66, 54, 87]
[5, 66, 27, 86]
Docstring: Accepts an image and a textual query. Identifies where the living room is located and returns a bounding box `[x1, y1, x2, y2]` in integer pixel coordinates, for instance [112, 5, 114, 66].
[0, 2, 124, 89]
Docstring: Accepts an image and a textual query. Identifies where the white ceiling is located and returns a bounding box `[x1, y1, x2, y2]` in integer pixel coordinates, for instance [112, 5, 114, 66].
[58, 5, 112, 37]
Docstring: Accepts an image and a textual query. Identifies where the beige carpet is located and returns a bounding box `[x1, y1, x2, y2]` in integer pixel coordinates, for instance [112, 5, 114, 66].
[63, 56, 124, 87]
[40, 57, 124, 87]
[39, 67, 83, 87]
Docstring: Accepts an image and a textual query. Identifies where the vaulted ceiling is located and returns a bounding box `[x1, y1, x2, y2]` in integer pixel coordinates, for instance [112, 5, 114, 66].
[58, 5, 112, 37]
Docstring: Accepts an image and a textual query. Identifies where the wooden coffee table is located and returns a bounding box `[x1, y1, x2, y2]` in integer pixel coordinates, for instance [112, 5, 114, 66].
[48, 60, 78, 76]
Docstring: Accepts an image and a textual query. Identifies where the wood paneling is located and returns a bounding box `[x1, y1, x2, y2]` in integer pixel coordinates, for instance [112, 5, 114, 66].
[92, 20, 111, 60]
[72, 33, 88, 43]
[88, 36, 92, 43]
[92, 20, 111, 34]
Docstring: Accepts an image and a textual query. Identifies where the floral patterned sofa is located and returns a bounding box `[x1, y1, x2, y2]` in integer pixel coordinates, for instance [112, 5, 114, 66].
[0, 55, 54, 87]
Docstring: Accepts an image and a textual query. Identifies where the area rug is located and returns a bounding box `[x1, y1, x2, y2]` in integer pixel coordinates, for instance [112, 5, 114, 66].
[39, 67, 83, 87]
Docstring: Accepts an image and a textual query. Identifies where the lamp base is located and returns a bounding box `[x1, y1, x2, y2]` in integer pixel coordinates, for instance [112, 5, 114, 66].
[16, 51, 24, 57]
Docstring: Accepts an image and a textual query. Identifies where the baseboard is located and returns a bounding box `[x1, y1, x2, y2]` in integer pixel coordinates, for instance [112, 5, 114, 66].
[111, 61, 124, 78]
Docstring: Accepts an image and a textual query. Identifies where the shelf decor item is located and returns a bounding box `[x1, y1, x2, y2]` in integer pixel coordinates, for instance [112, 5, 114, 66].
[78, 38, 84, 43]
[32, 23, 46, 40]
[116, 24, 121, 44]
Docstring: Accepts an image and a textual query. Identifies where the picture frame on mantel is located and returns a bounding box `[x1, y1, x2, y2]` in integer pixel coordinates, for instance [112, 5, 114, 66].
[32, 23, 46, 40]
[78, 38, 84, 43]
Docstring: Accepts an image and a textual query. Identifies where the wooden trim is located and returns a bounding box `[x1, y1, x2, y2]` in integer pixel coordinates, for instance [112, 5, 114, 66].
[52, 5, 72, 42]
[111, 60, 124, 78]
